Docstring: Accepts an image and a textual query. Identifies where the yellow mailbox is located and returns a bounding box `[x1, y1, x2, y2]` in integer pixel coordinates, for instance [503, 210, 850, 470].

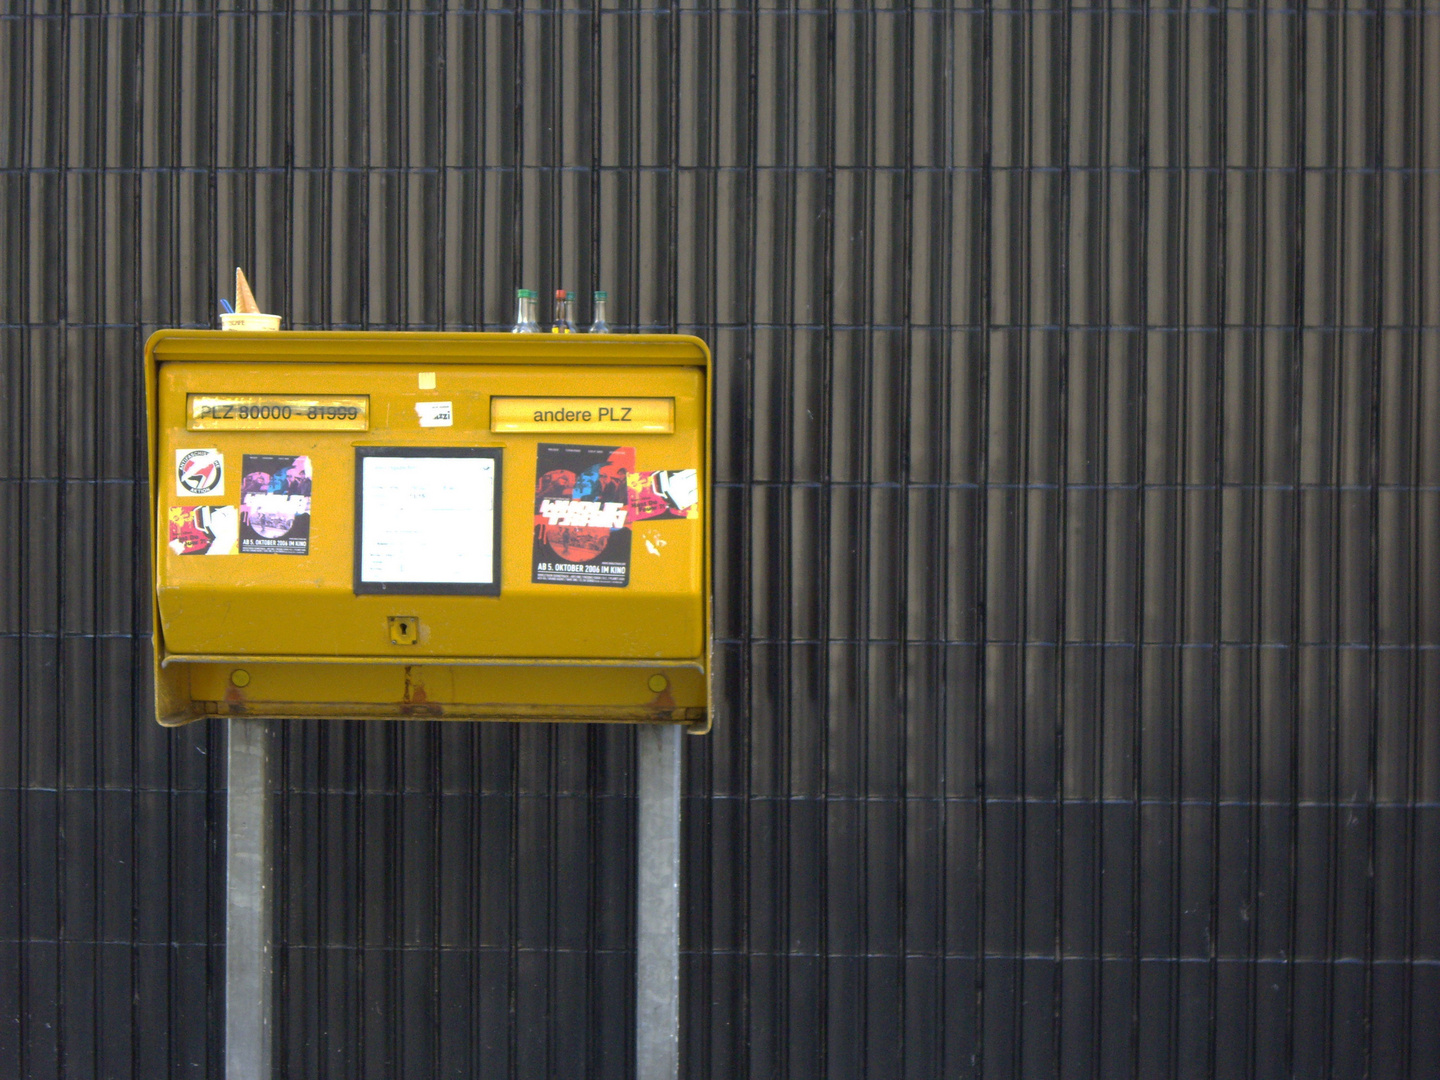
[145, 330, 712, 731]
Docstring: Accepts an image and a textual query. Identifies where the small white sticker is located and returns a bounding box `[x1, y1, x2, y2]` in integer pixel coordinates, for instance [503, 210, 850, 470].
[415, 401, 453, 428]
[176, 448, 225, 497]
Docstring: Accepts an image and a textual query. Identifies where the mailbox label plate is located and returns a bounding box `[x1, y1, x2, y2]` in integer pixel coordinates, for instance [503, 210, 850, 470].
[187, 394, 370, 431]
[491, 396, 674, 433]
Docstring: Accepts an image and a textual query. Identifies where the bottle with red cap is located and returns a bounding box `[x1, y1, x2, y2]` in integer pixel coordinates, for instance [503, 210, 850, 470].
[551, 289, 575, 333]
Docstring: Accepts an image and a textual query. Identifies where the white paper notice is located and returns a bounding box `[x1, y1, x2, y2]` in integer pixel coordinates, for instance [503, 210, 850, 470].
[415, 401, 454, 427]
[360, 456, 495, 584]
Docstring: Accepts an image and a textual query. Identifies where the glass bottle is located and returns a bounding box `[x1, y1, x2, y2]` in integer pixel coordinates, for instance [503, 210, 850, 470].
[551, 289, 575, 333]
[589, 291, 610, 333]
[512, 288, 539, 332]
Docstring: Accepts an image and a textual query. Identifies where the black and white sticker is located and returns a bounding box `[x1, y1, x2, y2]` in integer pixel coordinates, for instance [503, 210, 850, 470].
[176, 448, 225, 497]
[415, 401, 454, 428]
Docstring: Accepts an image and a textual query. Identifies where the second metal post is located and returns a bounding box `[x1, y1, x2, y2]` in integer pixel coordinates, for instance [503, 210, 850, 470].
[636, 722, 682, 1080]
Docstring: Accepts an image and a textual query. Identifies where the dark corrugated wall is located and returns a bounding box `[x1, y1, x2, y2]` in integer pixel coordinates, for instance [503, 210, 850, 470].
[3, 3, 1439, 1077]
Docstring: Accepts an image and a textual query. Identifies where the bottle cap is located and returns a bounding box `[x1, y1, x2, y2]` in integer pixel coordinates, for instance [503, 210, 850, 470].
[518, 288, 535, 298]
[593, 291, 607, 300]
[555, 289, 567, 299]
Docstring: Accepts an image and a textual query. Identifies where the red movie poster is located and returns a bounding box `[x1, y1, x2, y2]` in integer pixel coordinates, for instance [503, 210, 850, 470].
[532, 443, 633, 587]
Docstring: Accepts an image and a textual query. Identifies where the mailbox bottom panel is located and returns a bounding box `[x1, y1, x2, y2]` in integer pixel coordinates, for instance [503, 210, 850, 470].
[157, 660, 706, 727]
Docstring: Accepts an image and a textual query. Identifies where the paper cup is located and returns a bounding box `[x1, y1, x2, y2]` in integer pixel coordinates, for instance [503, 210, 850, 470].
[220, 312, 282, 332]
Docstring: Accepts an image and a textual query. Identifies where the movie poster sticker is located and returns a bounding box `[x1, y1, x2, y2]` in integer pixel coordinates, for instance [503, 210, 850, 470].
[176, 448, 225, 498]
[239, 454, 312, 555]
[168, 505, 239, 555]
[532, 443, 634, 587]
[627, 469, 699, 521]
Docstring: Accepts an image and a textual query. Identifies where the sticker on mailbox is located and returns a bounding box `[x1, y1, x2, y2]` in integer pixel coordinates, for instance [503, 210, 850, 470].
[415, 401, 453, 428]
[627, 469, 699, 521]
[176, 449, 224, 498]
[239, 454, 312, 555]
[532, 443, 633, 587]
[168, 505, 238, 555]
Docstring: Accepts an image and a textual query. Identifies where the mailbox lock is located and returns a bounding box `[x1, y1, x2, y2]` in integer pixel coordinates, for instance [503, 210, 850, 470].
[230, 669, 251, 688]
[647, 674, 669, 693]
[388, 616, 420, 645]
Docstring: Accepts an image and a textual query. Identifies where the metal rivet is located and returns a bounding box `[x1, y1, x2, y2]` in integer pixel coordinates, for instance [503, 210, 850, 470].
[231, 669, 251, 688]
[648, 674, 669, 693]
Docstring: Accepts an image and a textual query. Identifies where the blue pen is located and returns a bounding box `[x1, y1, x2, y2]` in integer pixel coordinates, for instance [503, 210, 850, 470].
[220, 298, 234, 314]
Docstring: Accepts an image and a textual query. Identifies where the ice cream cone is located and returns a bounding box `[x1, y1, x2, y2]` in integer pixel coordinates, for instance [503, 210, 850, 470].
[235, 267, 261, 314]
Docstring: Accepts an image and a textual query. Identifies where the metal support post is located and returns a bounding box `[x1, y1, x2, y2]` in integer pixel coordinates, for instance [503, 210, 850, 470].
[226, 717, 273, 1080]
[635, 722, 682, 1080]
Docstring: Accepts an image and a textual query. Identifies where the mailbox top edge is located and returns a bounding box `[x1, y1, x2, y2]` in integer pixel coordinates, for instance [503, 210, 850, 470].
[145, 329, 711, 369]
